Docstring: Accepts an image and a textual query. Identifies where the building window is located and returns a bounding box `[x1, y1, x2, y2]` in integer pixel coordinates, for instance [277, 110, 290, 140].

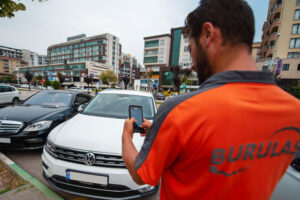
[159, 40, 164, 46]
[144, 56, 158, 63]
[159, 48, 164, 54]
[292, 24, 300, 34]
[290, 38, 300, 48]
[158, 57, 164, 62]
[262, 66, 268, 72]
[184, 38, 189, 43]
[295, 10, 300, 20]
[288, 52, 300, 58]
[282, 64, 290, 71]
[298, 64, 300, 70]
[145, 40, 159, 48]
[297, 0, 300, 6]
[184, 46, 190, 52]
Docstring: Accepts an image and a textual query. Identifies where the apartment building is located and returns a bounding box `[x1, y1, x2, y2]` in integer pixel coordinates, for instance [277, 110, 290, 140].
[0, 45, 47, 67]
[252, 42, 261, 61]
[119, 54, 138, 84]
[16, 61, 109, 85]
[0, 56, 27, 74]
[256, 0, 300, 86]
[47, 33, 121, 75]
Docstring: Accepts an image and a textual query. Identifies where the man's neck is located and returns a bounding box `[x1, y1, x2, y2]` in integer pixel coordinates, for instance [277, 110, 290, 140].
[211, 44, 258, 74]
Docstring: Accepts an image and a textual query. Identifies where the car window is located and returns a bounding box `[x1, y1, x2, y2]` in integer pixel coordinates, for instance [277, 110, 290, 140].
[1, 86, 12, 92]
[74, 94, 90, 104]
[9, 87, 15, 91]
[23, 92, 73, 106]
[291, 150, 300, 172]
[82, 93, 155, 119]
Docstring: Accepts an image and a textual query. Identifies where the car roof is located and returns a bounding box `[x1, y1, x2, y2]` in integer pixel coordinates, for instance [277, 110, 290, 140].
[100, 89, 153, 97]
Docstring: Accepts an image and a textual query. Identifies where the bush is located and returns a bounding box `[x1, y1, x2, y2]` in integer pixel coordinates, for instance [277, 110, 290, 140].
[43, 79, 52, 87]
[52, 80, 60, 90]
[282, 86, 300, 99]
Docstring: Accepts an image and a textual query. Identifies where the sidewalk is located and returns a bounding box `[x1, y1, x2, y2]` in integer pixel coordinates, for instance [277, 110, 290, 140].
[0, 152, 62, 200]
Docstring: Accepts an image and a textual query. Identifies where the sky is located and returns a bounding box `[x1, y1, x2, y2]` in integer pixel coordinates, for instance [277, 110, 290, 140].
[0, 0, 269, 65]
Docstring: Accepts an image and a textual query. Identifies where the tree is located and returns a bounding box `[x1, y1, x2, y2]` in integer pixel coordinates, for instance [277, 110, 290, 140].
[122, 77, 130, 90]
[99, 70, 117, 87]
[33, 75, 43, 85]
[25, 71, 33, 91]
[84, 76, 93, 93]
[57, 72, 65, 86]
[43, 79, 51, 88]
[171, 66, 192, 94]
[0, 0, 46, 18]
[141, 67, 153, 92]
[52, 80, 60, 90]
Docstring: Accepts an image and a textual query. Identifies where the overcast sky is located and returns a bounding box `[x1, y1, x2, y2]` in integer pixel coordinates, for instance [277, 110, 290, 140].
[0, 0, 268, 65]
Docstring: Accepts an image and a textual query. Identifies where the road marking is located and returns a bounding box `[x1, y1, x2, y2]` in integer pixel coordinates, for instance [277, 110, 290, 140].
[0, 152, 63, 200]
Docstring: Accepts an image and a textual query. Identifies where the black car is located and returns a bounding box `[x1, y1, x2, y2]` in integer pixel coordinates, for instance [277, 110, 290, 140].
[0, 90, 91, 150]
[153, 92, 166, 100]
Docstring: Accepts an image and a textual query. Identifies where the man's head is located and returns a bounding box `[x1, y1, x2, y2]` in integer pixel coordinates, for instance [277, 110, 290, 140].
[184, 0, 255, 84]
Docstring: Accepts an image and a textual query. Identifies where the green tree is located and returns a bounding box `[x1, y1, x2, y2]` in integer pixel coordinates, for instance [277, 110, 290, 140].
[99, 70, 117, 87]
[25, 71, 33, 91]
[0, 0, 46, 18]
[52, 80, 60, 90]
[57, 72, 65, 86]
[282, 86, 300, 99]
[43, 79, 51, 88]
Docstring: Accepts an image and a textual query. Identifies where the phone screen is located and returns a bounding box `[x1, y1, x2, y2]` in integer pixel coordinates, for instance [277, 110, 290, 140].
[130, 106, 143, 127]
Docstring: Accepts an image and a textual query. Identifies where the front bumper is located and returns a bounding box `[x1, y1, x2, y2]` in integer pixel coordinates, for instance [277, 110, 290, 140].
[0, 130, 49, 150]
[42, 148, 158, 199]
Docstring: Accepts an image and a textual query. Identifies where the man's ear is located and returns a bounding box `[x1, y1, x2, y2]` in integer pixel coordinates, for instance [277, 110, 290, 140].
[199, 22, 215, 48]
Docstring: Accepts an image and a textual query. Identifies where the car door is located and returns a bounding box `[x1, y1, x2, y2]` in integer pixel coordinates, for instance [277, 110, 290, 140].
[0, 86, 4, 104]
[1, 86, 11, 104]
[271, 150, 300, 200]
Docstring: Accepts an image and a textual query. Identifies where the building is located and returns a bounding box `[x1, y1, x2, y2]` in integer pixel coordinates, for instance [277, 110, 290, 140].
[143, 34, 171, 89]
[16, 61, 109, 86]
[47, 33, 121, 75]
[119, 54, 138, 85]
[0, 56, 27, 74]
[252, 42, 261, 61]
[255, 0, 300, 86]
[259, 0, 300, 59]
[0, 45, 47, 67]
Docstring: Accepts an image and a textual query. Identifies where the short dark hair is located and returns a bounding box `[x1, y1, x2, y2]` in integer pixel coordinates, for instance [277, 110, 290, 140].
[184, 0, 255, 52]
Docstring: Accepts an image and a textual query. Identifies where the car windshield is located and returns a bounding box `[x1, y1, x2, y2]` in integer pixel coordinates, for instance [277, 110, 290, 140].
[82, 93, 155, 119]
[23, 92, 73, 106]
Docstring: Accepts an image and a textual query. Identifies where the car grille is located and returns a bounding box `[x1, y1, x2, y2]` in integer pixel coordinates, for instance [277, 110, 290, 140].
[0, 120, 23, 134]
[46, 145, 126, 168]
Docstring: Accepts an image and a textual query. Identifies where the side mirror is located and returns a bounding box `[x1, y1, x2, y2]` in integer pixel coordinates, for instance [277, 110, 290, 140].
[77, 103, 87, 112]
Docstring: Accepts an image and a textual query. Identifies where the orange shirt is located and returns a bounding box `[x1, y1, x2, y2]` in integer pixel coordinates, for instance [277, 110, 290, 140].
[135, 71, 300, 200]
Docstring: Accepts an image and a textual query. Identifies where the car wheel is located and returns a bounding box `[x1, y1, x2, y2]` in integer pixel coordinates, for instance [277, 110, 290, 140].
[12, 98, 20, 104]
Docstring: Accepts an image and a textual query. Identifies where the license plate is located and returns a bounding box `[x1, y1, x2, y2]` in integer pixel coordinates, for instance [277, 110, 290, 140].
[0, 138, 11, 144]
[66, 170, 108, 185]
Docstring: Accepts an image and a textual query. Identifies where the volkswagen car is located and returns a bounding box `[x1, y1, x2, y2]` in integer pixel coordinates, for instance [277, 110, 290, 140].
[0, 90, 91, 150]
[42, 90, 158, 199]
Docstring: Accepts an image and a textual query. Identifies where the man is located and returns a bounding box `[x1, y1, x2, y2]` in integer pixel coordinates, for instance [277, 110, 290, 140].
[122, 0, 300, 199]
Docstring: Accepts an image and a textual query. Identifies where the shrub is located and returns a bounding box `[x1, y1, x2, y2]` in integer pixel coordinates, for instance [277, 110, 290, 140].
[52, 80, 60, 90]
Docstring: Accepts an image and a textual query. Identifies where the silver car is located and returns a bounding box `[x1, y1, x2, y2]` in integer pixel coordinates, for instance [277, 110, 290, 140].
[271, 150, 300, 200]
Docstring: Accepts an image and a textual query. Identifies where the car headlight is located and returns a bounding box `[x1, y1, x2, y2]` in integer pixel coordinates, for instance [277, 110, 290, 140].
[24, 121, 52, 132]
[45, 139, 56, 153]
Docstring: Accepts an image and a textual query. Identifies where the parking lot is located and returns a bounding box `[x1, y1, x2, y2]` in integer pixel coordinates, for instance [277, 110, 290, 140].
[1, 89, 160, 200]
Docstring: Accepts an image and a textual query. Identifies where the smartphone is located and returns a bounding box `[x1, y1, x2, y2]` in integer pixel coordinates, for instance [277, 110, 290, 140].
[129, 105, 144, 133]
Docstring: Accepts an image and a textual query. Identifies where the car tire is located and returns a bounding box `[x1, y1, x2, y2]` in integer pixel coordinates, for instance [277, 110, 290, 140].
[12, 98, 20, 105]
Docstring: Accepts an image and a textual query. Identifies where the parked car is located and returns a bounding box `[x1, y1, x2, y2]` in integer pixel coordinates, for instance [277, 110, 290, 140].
[42, 90, 158, 199]
[0, 85, 21, 105]
[153, 92, 166, 100]
[271, 150, 300, 200]
[0, 90, 91, 150]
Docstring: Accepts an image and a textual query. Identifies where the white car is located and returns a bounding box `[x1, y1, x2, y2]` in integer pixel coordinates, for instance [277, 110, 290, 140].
[0, 85, 21, 105]
[42, 90, 158, 199]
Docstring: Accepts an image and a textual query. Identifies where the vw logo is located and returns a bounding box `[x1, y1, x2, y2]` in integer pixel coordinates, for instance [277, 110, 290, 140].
[84, 152, 96, 166]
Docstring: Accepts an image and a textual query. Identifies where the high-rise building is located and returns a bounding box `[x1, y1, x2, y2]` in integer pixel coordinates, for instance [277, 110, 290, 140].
[119, 54, 138, 85]
[47, 33, 121, 74]
[252, 42, 261, 61]
[0, 45, 47, 67]
[259, 0, 300, 59]
[256, 0, 300, 86]
[0, 56, 27, 74]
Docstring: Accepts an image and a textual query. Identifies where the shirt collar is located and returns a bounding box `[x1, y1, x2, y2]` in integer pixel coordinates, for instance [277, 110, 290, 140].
[200, 71, 276, 89]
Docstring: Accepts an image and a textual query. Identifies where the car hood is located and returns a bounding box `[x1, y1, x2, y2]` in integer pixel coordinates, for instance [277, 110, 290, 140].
[0, 105, 69, 123]
[51, 113, 146, 154]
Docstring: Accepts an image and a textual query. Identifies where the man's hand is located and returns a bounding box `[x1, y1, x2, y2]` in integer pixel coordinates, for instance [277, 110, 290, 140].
[123, 118, 136, 140]
[140, 118, 152, 137]
[122, 118, 145, 185]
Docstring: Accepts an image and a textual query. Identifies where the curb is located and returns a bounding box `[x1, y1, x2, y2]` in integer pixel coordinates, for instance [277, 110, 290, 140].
[0, 152, 63, 200]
